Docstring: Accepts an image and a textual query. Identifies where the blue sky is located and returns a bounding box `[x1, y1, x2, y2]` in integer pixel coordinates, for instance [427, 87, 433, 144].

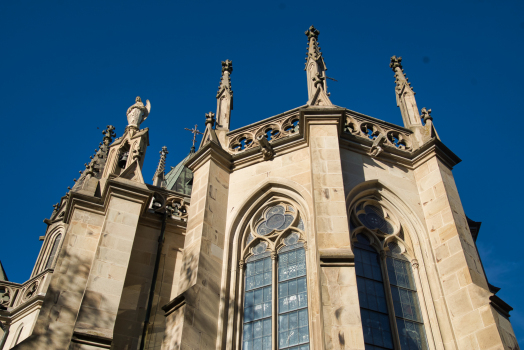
[1, 0, 523, 343]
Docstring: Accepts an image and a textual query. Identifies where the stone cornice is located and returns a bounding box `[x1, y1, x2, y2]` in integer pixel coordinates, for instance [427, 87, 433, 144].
[301, 107, 346, 142]
[162, 293, 186, 317]
[185, 139, 232, 173]
[490, 295, 513, 318]
[63, 178, 153, 224]
[411, 138, 462, 169]
[0, 295, 45, 323]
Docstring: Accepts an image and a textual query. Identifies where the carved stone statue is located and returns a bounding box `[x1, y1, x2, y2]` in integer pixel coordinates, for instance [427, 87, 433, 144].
[126, 96, 151, 128]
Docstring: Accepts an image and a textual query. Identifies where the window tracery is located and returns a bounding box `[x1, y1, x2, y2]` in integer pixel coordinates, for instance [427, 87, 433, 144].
[240, 200, 309, 350]
[350, 199, 428, 350]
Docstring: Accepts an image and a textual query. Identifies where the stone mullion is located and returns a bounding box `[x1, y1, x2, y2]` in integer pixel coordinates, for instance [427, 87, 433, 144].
[272, 252, 278, 350]
[233, 260, 246, 350]
[411, 259, 437, 350]
[237, 260, 246, 350]
[380, 251, 402, 350]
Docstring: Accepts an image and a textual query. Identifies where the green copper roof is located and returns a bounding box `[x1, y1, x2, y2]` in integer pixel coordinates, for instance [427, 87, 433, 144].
[165, 152, 193, 196]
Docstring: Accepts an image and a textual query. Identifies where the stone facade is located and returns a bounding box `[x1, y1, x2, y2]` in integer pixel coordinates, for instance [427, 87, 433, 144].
[0, 26, 519, 350]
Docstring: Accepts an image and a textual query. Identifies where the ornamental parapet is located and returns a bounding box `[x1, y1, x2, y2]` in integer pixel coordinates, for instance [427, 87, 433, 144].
[0, 269, 52, 310]
[146, 185, 191, 221]
[226, 108, 301, 154]
[343, 110, 414, 155]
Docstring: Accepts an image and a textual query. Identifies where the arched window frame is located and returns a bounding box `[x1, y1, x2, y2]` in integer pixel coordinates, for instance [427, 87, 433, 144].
[349, 198, 432, 350]
[45, 232, 63, 270]
[10, 323, 24, 348]
[236, 199, 311, 350]
[34, 228, 64, 276]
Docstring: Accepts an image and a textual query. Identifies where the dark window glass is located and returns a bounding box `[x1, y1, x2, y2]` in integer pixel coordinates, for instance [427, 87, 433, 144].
[45, 234, 62, 270]
[354, 235, 394, 350]
[386, 254, 428, 350]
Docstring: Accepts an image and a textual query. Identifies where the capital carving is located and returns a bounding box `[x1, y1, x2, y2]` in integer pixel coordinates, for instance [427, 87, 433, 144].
[411, 259, 419, 269]
[271, 251, 278, 260]
[238, 260, 245, 270]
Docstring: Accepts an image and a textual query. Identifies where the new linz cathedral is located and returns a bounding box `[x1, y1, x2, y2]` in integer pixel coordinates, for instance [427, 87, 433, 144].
[0, 26, 519, 350]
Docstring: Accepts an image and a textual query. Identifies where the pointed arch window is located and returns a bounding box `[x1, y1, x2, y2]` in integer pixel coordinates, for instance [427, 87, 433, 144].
[351, 201, 428, 350]
[45, 234, 62, 270]
[241, 202, 309, 350]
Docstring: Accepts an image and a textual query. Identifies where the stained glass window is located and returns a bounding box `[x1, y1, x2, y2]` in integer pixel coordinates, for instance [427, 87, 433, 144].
[387, 244, 428, 350]
[354, 235, 394, 350]
[278, 245, 309, 350]
[243, 255, 272, 350]
[358, 206, 394, 234]
[242, 202, 309, 350]
[257, 206, 294, 235]
[355, 235, 428, 350]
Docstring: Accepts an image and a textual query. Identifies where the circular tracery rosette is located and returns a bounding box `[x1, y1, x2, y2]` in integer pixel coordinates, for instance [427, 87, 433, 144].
[352, 199, 400, 237]
[242, 201, 306, 259]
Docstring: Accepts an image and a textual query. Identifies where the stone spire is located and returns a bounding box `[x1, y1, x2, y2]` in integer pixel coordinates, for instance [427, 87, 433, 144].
[216, 60, 233, 132]
[390, 56, 422, 128]
[153, 146, 169, 187]
[305, 25, 332, 107]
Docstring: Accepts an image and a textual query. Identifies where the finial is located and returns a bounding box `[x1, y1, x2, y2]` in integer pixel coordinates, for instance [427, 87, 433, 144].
[305, 25, 320, 40]
[205, 112, 216, 128]
[217, 60, 233, 96]
[102, 125, 116, 146]
[421, 108, 432, 124]
[389, 56, 403, 71]
[222, 60, 233, 74]
[126, 96, 151, 128]
[184, 124, 204, 154]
